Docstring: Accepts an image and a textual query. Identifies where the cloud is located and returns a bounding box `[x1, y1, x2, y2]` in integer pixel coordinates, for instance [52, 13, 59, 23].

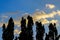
[0, 10, 60, 28]
[17, 10, 60, 25]
[2, 15, 8, 19]
[38, 19, 49, 24]
[50, 20, 58, 24]
[14, 20, 20, 27]
[37, 18, 58, 25]
[46, 4, 55, 9]
[33, 11, 57, 22]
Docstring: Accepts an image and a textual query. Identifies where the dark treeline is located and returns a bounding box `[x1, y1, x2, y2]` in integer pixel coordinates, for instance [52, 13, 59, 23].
[2, 15, 60, 40]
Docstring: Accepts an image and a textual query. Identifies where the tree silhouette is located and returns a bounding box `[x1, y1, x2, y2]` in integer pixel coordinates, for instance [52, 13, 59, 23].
[2, 17, 14, 40]
[45, 23, 58, 40]
[2, 24, 6, 31]
[2, 24, 6, 40]
[54, 23, 58, 37]
[7, 17, 14, 40]
[19, 17, 27, 40]
[36, 22, 45, 40]
[26, 15, 34, 40]
[2, 16, 60, 40]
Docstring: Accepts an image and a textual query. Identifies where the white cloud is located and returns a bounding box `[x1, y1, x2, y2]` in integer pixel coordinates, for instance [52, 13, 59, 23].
[37, 18, 58, 25]
[50, 20, 58, 24]
[46, 4, 55, 9]
[33, 11, 57, 22]
[8, 10, 60, 26]
[39, 19, 49, 24]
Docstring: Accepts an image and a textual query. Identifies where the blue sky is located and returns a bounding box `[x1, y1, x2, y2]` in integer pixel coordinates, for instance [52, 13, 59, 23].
[0, 0, 60, 40]
[0, 0, 60, 13]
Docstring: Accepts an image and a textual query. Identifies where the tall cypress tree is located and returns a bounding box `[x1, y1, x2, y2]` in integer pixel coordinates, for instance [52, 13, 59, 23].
[26, 15, 33, 40]
[19, 17, 27, 40]
[6, 17, 14, 40]
[36, 22, 45, 40]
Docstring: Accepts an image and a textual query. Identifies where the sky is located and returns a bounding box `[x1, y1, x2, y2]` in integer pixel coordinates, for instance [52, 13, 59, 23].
[0, 0, 60, 40]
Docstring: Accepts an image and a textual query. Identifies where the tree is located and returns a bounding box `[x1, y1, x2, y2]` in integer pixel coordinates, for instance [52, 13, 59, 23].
[36, 22, 45, 40]
[45, 23, 58, 40]
[6, 17, 14, 40]
[2, 24, 6, 40]
[54, 23, 58, 37]
[2, 24, 6, 31]
[2, 17, 14, 40]
[19, 17, 27, 40]
[26, 15, 34, 40]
